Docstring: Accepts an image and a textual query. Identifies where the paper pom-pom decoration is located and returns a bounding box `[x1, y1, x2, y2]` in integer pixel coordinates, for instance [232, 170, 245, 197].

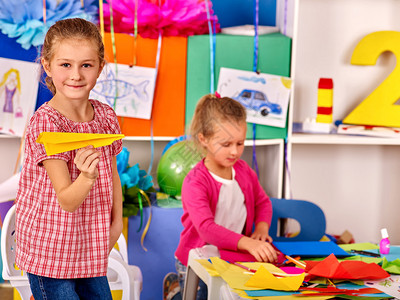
[0, 0, 98, 50]
[103, 0, 220, 38]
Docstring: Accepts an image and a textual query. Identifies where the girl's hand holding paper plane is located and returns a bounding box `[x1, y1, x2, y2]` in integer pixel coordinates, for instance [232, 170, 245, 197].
[74, 145, 101, 180]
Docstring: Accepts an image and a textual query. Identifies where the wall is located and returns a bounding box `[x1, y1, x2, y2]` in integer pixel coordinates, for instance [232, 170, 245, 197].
[288, 0, 400, 244]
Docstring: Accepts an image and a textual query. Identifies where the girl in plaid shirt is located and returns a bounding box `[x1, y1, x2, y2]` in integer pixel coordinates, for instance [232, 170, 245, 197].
[15, 18, 123, 299]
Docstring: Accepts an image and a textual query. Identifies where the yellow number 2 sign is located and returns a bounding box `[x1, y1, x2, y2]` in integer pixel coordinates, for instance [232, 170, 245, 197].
[344, 31, 400, 127]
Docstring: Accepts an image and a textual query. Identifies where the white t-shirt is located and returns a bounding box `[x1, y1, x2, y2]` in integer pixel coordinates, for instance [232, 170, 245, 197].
[210, 168, 247, 234]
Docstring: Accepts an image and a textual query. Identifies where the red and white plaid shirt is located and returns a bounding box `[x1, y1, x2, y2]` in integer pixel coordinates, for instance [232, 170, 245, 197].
[15, 99, 122, 279]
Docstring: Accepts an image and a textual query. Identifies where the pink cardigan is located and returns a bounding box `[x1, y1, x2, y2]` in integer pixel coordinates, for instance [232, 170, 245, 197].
[175, 159, 273, 266]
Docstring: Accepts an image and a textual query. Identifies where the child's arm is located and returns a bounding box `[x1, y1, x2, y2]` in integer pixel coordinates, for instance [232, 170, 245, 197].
[109, 156, 123, 253]
[250, 221, 273, 243]
[43, 145, 101, 212]
[237, 235, 277, 262]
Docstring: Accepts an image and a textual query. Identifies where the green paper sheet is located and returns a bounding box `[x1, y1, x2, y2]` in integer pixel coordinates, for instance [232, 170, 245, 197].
[340, 243, 379, 252]
[381, 257, 400, 274]
[186, 33, 292, 139]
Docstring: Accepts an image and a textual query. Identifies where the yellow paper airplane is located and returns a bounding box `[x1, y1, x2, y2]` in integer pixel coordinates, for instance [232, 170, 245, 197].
[36, 132, 125, 156]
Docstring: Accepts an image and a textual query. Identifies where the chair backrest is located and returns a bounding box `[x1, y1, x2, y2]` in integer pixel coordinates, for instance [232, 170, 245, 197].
[115, 234, 129, 263]
[1, 205, 24, 279]
[269, 198, 326, 242]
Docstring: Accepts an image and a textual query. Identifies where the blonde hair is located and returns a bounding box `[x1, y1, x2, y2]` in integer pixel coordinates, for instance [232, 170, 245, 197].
[190, 94, 247, 148]
[0, 69, 21, 93]
[41, 18, 105, 95]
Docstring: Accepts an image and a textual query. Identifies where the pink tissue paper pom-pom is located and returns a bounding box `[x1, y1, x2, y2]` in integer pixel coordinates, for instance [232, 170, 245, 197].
[102, 0, 220, 38]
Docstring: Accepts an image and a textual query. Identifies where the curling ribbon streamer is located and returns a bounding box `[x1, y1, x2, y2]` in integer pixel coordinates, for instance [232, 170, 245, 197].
[108, 0, 119, 110]
[138, 189, 152, 252]
[252, 0, 260, 177]
[204, 0, 216, 93]
[132, 0, 138, 66]
[146, 0, 163, 176]
[42, 0, 46, 25]
[99, 0, 105, 39]
[137, 192, 143, 232]
[283, 0, 288, 35]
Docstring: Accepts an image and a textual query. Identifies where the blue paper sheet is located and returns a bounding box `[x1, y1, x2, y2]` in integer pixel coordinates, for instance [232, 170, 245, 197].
[273, 241, 351, 257]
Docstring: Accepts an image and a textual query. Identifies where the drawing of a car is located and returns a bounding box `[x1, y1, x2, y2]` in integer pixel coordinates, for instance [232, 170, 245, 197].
[233, 89, 282, 116]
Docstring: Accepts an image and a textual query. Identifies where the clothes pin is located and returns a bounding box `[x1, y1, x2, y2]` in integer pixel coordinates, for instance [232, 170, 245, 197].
[316, 78, 333, 124]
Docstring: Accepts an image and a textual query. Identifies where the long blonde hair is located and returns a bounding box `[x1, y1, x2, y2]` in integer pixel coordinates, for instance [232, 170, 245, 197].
[41, 18, 105, 95]
[0, 69, 21, 93]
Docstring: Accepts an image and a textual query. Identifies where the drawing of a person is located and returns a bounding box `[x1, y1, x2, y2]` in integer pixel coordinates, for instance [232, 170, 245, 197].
[0, 68, 21, 135]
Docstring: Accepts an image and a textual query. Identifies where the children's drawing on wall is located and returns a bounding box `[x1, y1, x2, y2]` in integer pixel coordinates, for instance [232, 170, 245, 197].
[217, 67, 292, 128]
[0, 58, 40, 137]
[90, 63, 156, 120]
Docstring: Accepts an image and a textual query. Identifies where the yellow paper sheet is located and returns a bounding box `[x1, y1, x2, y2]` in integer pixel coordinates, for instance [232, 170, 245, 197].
[233, 288, 331, 300]
[245, 266, 305, 291]
[209, 257, 298, 291]
[36, 132, 125, 156]
[196, 259, 220, 276]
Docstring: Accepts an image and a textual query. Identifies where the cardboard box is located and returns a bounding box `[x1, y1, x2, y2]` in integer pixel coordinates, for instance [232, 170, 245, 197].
[186, 33, 292, 139]
[103, 33, 187, 137]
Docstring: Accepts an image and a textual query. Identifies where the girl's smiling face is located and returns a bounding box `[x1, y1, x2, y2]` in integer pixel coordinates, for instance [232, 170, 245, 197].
[42, 38, 104, 102]
[199, 119, 247, 178]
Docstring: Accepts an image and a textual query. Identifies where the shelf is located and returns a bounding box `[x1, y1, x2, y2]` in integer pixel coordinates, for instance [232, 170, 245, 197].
[290, 133, 400, 146]
[244, 139, 283, 146]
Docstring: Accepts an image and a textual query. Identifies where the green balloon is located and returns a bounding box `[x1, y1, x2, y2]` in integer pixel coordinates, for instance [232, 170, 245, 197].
[157, 141, 201, 196]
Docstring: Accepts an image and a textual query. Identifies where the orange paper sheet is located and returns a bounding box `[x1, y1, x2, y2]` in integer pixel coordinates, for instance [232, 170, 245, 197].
[103, 33, 187, 137]
[305, 253, 390, 280]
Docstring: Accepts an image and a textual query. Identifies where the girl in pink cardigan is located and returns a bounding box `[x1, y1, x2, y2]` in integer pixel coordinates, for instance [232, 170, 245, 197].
[165, 94, 277, 300]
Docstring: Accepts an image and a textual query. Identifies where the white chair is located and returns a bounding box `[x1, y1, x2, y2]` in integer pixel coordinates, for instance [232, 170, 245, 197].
[1, 205, 31, 300]
[1, 205, 142, 300]
[183, 248, 226, 300]
[107, 240, 143, 300]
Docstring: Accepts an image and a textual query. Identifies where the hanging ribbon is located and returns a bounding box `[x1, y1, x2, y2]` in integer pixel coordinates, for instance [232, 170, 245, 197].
[284, 139, 293, 199]
[108, 0, 119, 110]
[42, 0, 47, 25]
[99, 0, 105, 40]
[129, 0, 139, 67]
[147, 31, 162, 176]
[137, 191, 144, 231]
[204, 0, 216, 93]
[251, 0, 260, 177]
[137, 0, 163, 250]
[283, 0, 288, 36]
[137, 189, 152, 251]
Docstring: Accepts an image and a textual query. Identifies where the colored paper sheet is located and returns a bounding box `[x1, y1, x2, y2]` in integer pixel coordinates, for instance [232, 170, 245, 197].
[36, 132, 125, 156]
[380, 246, 400, 262]
[381, 257, 400, 274]
[340, 243, 379, 252]
[209, 257, 257, 290]
[245, 265, 305, 291]
[186, 33, 292, 139]
[245, 281, 390, 299]
[273, 241, 351, 257]
[305, 254, 389, 280]
[209, 257, 286, 291]
[195, 259, 220, 277]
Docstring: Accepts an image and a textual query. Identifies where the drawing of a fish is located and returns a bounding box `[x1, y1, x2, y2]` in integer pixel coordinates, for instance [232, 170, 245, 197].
[91, 70, 150, 107]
